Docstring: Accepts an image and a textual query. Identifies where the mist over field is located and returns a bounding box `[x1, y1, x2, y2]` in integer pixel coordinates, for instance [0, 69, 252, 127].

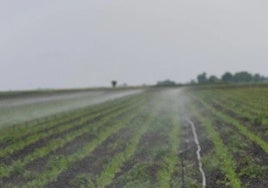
[0, 89, 143, 128]
[0, 1, 268, 187]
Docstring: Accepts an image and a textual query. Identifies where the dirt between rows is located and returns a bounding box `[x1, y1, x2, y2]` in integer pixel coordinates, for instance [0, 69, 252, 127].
[45, 126, 135, 188]
[0, 105, 136, 187]
[182, 99, 227, 188]
[0, 115, 83, 150]
[107, 118, 172, 187]
[179, 116, 221, 188]
[195, 100, 268, 187]
[178, 119, 203, 188]
[0, 115, 103, 165]
[190, 117, 227, 188]
[0, 101, 134, 166]
[0, 97, 131, 150]
[200, 101, 268, 164]
[26, 133, 97, 173]
[210, 101, 268, 142]
[1, 126, 99, 187]
[212, 119, 268, 188]
[108, 119, 210, 188]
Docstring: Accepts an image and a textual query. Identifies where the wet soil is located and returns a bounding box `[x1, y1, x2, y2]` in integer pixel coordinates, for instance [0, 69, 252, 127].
[194, 99, 268, 187]
[0, 100, 130, 150]
[211, 102, 268, 142]
[0, 115, 102, 165]
[44, 126, 135, 188]
[107, 116, 172, 187]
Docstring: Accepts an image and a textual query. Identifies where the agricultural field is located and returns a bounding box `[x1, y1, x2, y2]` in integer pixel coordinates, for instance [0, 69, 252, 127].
[0, 86, 267, 187]
[0, 89, 142, 129]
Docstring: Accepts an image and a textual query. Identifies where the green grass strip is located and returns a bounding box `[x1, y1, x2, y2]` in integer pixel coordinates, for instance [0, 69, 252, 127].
[190, 102, 242, 188]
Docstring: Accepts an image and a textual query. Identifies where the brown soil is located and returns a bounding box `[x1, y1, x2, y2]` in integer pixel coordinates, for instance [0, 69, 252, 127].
[209, 101, 267, 142]
[177, 119, 202, 187]
[195, 99, 268, 187]
[0, 100, 129, 150]
[0, 115, 102, 165]
[107, 117, 171, 187]
[0, 101, 134, 166]
[190, 117, 228, 188]
[0, 106, 138, 187]
[44, 126, 135, 188]
[25, 133, 96, 173]
[212, 119, 268, 187]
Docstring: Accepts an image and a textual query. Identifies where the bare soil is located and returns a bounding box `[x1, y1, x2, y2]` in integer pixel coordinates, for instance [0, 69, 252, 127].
[190, 117, 227, 188]
[210, 101, 267, 142]
[45, 126, 135, 188]
[195, 99, 268, 187]
[107, 116, 171, 187]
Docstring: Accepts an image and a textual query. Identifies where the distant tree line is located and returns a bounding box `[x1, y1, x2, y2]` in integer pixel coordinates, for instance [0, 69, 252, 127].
[156, 80, 177, 87]
[196, 71, 268, 84]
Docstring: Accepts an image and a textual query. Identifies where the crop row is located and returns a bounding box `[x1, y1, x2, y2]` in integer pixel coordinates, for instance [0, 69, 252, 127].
[197, 88, 268, 113]
[193, 89, 268, 142]
[188, 88, 268, 187]
[0, 93, 149, 187]
[105, 90, 186, 187]
[25, 91, 162, 188]
[0, 93, 145, 147]
[0, 94, 144, 160]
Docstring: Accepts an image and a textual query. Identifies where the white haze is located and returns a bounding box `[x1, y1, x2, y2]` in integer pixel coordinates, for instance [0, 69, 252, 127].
[0, 0, 267, 90]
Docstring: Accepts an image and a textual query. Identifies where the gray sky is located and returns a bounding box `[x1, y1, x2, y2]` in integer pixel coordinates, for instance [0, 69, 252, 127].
[1, 0, 268, 90]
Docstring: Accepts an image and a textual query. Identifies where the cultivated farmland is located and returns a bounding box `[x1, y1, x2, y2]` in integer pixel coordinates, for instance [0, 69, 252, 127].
[0, 86, 267, 187]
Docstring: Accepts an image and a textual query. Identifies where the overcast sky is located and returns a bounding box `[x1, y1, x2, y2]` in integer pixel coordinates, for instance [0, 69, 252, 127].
[0, 0, 268, 90]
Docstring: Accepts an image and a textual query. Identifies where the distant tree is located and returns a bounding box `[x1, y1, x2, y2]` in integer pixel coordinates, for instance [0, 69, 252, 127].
[111, 80, 117, 88]
[208, 75, 219, 83]
[252, 74, 262, 82]
[233, 72, 252, 83]
[190, 79, 197, 85]
[221, 72, 233, 83]
[156, 80, 176, 87]
[197, 72, 208, 84]
[194, 71, 266, 85]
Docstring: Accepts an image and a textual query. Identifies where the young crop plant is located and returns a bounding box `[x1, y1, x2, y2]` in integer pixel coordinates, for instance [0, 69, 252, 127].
[189, 102, 242, 188]
[96, 90, 181, 187]
[0, 95, 148, 188]
[195, 87, 268, 114]
[0, 100, 140, 179]
[203, 107, 268, 186]
[195, 96, 268, 154]
[0, 96, 132, 158]
[96, 95, 165, 187]
[21, 100, 148, 188]
[157, 104, 181, 188]
[0, 91, 144, 142]
[70, 173, 95, 188]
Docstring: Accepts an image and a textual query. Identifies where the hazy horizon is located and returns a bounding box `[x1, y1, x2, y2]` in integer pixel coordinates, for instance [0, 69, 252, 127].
[1, 0, 268, 91]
